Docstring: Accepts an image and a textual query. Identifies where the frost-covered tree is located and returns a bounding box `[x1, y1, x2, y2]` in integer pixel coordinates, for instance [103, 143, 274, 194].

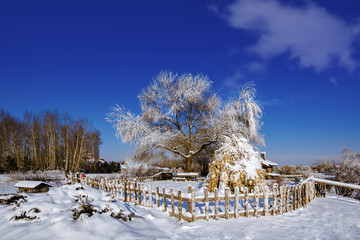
[106, 71, 263, 171]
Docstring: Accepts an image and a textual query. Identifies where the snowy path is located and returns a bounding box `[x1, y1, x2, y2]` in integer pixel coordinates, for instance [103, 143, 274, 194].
[0, 182, 359, 240]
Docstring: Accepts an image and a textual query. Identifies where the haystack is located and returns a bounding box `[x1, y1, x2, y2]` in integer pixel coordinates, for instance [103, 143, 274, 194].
[206, 135, 266, 193]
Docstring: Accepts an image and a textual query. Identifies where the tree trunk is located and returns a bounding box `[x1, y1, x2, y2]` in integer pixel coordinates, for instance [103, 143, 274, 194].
[186, 157, 192, 172]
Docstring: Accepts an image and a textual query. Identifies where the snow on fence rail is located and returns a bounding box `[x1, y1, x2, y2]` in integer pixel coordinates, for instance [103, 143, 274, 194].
[312, 177, 360, 199]
[66, 173, 318, 222]
[313, 178, 360, 191]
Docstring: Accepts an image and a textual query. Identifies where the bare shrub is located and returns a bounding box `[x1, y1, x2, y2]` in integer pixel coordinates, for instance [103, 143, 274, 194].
[9, 210, 37, 221]
[314, 149, 360, 199]
[1, 194, 27, 206]
[110, 209, 134, 221]
[72, 195, 97, 220]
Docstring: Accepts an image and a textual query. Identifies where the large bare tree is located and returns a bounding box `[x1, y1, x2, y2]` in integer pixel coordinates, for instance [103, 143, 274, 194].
[107, 71, 263, 172]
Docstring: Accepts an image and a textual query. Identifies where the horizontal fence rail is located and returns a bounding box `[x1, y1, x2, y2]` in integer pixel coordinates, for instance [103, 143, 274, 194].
[312, 177, 360, 199]
[66, 173, 318, 222]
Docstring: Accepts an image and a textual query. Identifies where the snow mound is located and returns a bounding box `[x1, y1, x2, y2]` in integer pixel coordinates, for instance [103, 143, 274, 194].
[206, 135, 266, 193]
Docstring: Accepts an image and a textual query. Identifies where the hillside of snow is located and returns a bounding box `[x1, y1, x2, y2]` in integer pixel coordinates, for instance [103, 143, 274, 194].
[1, 177, 359, 240]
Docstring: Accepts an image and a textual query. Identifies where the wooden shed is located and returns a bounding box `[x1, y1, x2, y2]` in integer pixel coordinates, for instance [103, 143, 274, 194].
[152, 172, 173, 181]
[260, 152, 278, 173]
[15, 181, 52, 193]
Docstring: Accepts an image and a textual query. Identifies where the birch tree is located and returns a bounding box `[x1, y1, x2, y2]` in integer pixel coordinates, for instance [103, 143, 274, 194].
[107, 71, 263, 171]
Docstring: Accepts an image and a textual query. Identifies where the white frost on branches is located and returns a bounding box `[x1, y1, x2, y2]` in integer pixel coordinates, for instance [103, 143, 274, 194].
[216, 82, 263, 144]
[106, 71, 263, 171]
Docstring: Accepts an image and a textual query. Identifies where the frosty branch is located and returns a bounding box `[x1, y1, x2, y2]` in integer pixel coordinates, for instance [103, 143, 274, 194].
[106, 71, 263, 171]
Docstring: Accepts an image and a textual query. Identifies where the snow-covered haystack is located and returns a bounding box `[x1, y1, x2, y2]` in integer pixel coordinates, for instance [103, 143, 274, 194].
[206, 135, 266, 193]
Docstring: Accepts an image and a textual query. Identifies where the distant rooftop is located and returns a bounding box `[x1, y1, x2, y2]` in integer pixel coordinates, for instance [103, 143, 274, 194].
[15, 181, 51, 189]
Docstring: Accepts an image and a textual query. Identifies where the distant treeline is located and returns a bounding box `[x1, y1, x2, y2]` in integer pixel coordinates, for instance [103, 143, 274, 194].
[0, 109, 102, 173]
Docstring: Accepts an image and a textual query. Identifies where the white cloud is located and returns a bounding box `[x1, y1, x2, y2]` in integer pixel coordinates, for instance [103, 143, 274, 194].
[223, 70, 243, 87]
[217, 0, 359, 72]
[245, 61, 266, 73]
[329, 77, 338, 86]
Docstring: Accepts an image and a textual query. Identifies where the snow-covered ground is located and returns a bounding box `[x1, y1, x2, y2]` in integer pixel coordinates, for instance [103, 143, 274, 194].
[1, 176, 359, 240]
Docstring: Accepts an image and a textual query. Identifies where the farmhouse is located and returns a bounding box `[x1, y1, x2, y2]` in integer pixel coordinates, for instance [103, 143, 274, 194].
[15, 181, 52, 193]
[260, 152, 278, 173]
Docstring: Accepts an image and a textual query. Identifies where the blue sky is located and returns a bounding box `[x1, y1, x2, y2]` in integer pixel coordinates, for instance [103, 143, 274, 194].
[1, 0, 359, 165]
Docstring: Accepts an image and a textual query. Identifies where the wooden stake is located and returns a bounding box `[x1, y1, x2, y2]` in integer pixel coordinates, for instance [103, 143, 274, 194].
[214, 188, 219, 220]
[225, 187, 229, 219]
[254, 187, 259, 218]
[244, 187, 249, 218]
[156, 186, 160, 208]
[129, 182, 132, 203]
[148, 183, 153, 208]
[279, 186, 283, 215]
[234, 187, 239, 218]
[124, 181, 128, 202]
[163, 187, 167, 212]
[292, 186, 296, 210]
[204, 187, 209, 221]
[286, 186, 290, 212]
[188, 185, 192, 214]
[138, 183, 141, 205]
[142, 184, 146, 207]
[178, 190, 182, 221]
[272, 185, 277, 216]
[264, 186, 269, 216]
[191, 188, 195, 222]
[297, 185, 301, 208]
[170, 188, 174, 217]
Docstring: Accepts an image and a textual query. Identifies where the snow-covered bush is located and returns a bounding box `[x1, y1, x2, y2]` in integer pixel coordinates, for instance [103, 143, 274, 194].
[315, 149, 360, 199]
[206, 135, 266, 193]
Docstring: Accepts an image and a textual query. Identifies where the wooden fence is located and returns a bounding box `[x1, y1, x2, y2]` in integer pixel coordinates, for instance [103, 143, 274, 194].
[67, 173, 317, 222]
[313, 177, 360, 198]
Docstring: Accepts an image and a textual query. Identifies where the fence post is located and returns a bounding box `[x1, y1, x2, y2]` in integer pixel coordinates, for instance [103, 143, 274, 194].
[188, 185, 192, 215]
[234, 186, 239, 219]
[124, 181, 128, 202]
[254, 187, 259, 218]
[292, 186, 296, 210]
[244, 187, 249, 218]
[225, 187, 229, 219]
[272, 185, 278, 216]
[178, 190, 182, 221]
[129, 182, 132, 203]
[156, 186, 160, 208]
[163, 187, 167, 212]
[279, 186, 283, 215]
[170, 188, 174, 217]
[204, 187, 209, 221]
[148, 183, 153, 208]
[264, 186, 269, 216]
[286, 186, 290, 212]
[297, 185, 301, 208]
[142, 184, 146, 207]
[214, 188, 219, 220]
[138, 183, 141, 205]
[191, 187, 195, 222]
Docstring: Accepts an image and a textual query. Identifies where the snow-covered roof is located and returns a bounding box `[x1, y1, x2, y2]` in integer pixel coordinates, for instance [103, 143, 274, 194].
[174, 172, 199, 177]
[153, 172, 173, 177]
[267, 173, 280, 177]
[15, 181, 51, 189]
[261, 159, 278, 167]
